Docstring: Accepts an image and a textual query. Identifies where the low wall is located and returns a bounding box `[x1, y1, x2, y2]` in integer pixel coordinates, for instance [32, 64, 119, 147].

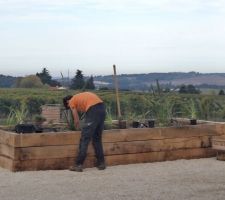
[1, 123, 225, 171]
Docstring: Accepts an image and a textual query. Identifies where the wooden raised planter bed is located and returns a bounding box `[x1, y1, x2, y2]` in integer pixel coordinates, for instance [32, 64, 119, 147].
[0, 124, 225, 171]
[212, 135, 225, 161]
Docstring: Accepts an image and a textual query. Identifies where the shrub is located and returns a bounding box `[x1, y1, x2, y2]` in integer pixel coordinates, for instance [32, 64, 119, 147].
[24, 97, 45, 115]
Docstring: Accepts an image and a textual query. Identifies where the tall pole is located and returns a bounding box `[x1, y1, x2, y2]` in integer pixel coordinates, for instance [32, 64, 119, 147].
[113, 64, 122, 119]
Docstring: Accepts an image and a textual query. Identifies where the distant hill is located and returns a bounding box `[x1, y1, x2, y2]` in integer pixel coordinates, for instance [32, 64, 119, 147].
[93, 72, 225, 90]
[0, 74, 17, 88]
[2, 72, 225, 90]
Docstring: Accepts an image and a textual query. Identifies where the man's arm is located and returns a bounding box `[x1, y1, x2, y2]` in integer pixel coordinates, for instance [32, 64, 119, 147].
[71, 108, 80, 129]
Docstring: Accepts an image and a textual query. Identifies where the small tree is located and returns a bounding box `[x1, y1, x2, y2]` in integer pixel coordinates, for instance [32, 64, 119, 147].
[85, 76, 95, 90]
[187, 84, 200, 94]
[218, 89, 225, 95]
[36, 68, 61, 87]
[179, 84, 200, 94]
[179, 85, 187, 94]
[70, 69, 85, 90]
[36, 68, 52, 85]
[17, 75, 44, 88]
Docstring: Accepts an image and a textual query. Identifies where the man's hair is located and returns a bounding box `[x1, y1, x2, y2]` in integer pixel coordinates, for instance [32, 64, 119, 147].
[63, 95, 73, 110]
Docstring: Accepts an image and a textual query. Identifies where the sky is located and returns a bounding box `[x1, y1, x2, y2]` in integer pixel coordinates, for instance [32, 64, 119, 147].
[0, 0, 225, 77]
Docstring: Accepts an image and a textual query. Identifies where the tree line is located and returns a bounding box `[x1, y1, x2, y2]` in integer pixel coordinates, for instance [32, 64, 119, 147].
[1, 69, 225, 95]
[13, 68, 95, 90]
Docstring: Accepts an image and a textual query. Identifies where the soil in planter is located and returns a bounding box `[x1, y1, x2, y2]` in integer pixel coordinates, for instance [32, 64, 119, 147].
[132, 121, 140, 128]
[132, 121, 148, 128]
[190, 119, 197, 125]
[14, 123, 67, 133]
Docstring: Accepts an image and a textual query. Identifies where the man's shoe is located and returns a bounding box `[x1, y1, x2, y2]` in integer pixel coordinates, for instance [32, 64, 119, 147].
[97, 163, 106, 170]
[69, 165, 83, 172]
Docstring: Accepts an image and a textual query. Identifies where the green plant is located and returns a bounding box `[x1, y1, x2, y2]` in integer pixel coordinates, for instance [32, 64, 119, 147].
[25, 97, 45, 115]
[157, 100, 174, 127]
[132, 110, 153, 124]
[143, 110, 154, 120]
[2, 88, 225, 126]
[105, 108, 113, 121]
[148, 81, 181, 127]
[190, 99, 197, 119]
[33, 114, 46, 124]
[198, 97, 222, 120]
[62, 109, 76, 131]
[6, 103, 28, 125]
[104, 108, 113, 129]
[185, 98, 197, 119]
[148, 95, 175, 127]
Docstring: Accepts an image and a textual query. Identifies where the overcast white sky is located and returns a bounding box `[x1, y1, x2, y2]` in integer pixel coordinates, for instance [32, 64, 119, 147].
[0, 0, 225, 77]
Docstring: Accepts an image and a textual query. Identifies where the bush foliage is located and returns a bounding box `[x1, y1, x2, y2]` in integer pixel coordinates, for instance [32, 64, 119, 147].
[1, 88, 225, 125]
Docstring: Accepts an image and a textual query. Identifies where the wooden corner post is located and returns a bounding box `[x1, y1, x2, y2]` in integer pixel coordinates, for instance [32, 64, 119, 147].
[113, 65, 122, 119]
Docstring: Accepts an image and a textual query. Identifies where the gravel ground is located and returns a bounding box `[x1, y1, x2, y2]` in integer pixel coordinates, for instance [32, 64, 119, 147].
[0, 158, 225, 200]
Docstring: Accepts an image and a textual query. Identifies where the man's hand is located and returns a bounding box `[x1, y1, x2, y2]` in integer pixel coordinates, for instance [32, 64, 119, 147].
[74, 120, 80, 130]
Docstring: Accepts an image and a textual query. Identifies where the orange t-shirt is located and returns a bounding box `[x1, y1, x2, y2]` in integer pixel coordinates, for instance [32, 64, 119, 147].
[68, 92, 103, 112]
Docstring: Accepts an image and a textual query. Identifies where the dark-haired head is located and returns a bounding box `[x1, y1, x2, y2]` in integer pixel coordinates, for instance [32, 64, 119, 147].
[63, 95, 73, 109]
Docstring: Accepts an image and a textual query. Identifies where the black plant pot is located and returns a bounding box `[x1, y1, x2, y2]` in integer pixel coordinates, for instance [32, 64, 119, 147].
[148, 120, 155, 128]
[132, 121, 140, 128]
[190, 119, 197, 125]
[15, 124, 36, 134]
[35, 126, 43, 133]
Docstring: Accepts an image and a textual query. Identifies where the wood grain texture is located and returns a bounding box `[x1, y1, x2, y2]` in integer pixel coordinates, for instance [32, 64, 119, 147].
[8, 124, 221, 148]
[0, 123, 224, 171]
[12, 148, 216, 171]
[13, 136, 211, 161]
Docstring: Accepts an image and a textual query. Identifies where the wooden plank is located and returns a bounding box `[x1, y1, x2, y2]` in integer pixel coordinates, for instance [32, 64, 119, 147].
[12, 157, 97, 171]
[14, 132, 81, 147]
[13, 157, 76, 171]
[14, 136, 211, 160]
[0, 144, 15, 159]
[216, 151, 225, 161]
[104, 125, 220, 143]
[106, 148, 216, 166]
[0, 130, 17, 147]
[0, 156, 13, 171]
[212, 135, 225, 140]
[164, 148, 216, 160]
[16, 145, 76, 160]
[212, 136, 225, 151]
[104, 136, 211, 155]
[212, 142, 225, 151]
[12, 124, 221, 148]
[214, 124, 225, 135]
[12, 148, 216, 171]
